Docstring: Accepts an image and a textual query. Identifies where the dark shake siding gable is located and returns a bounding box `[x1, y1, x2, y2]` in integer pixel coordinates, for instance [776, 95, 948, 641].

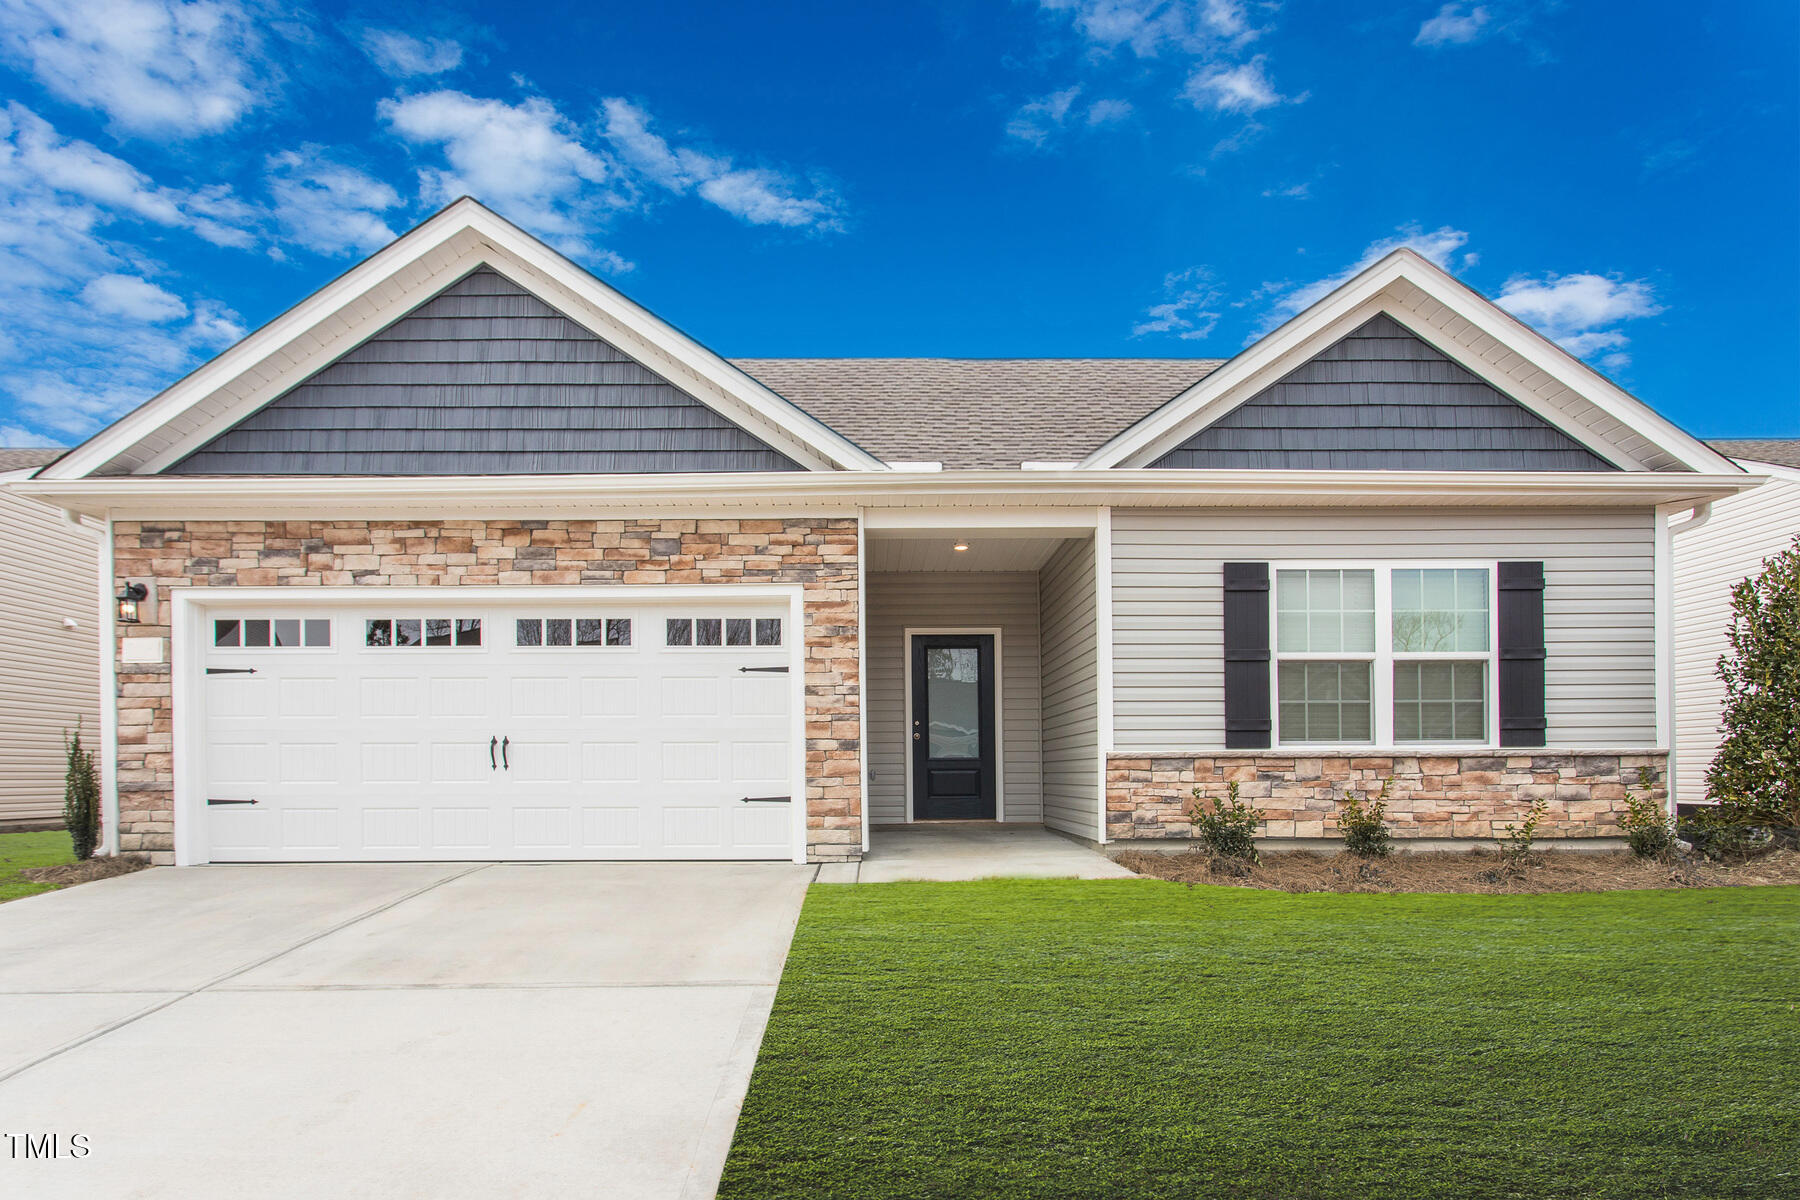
[168, 268, 804, 476]
[1150, 314, 1618, 471]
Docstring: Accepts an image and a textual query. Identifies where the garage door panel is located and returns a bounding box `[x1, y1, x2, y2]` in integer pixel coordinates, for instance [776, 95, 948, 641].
[202, 600, 797, 862]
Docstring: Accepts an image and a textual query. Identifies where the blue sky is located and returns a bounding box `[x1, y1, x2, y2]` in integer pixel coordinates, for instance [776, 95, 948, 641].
[1, 0, 1795, 449]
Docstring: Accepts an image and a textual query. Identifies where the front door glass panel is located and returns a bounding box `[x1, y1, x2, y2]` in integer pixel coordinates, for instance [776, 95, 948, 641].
[926, 646, 981, 758]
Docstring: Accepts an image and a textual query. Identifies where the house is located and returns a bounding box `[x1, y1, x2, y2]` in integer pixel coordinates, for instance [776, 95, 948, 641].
[0, 449, 101, 828]
[16, 198, 1759, 866]
[1672, 440, 1800, 805]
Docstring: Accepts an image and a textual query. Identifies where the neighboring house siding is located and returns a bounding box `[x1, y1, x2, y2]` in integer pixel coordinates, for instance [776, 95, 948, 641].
[1150, 313, 1617, 471]
[866, 572, 1042, 824]
[1038, 538, 1100, 840]
[0, 479, 100, 823]
[1110, 508, 1656, 750]
[169, 268, 802, 476]
[1673, 463, 1800, 802]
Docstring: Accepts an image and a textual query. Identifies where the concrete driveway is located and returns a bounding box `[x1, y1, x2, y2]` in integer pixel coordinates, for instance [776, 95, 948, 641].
[0, 861, 812, 1199]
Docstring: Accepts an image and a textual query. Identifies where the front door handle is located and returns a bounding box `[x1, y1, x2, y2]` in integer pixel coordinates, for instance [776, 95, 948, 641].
[490, 736, 498, 771]
[501, 736, 510, 770]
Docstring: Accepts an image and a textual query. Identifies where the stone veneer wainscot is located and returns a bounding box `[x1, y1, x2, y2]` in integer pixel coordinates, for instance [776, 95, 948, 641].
[112, 518, 861, 865]
[1106, 752, 1668, 842]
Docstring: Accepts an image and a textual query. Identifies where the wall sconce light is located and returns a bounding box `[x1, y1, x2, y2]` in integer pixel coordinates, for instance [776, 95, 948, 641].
[116, 582, 148, 625]
[952, 541, 970, 553]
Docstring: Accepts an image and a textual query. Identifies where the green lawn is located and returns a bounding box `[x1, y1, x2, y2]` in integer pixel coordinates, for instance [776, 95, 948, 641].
[0, 830, 75, 903]
[720, 879, 1800, 1200]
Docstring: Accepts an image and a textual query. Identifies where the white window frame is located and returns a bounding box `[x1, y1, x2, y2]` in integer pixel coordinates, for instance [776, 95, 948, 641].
[1271, 560, 1500, 750]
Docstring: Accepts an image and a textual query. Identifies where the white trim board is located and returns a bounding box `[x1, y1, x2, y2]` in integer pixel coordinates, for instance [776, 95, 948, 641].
[44, 199, 885, 481]
[1082, 248, 1743, 477]
[901, 627, 1006, 824]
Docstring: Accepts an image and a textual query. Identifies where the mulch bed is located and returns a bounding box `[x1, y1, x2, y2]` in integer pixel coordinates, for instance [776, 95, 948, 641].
[1113, 846, 1800, 893]
[20, 855, 151, 886]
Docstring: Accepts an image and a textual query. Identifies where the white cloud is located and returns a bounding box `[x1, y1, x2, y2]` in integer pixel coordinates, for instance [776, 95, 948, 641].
[599, 97, 845, 231]
[1184, 56, 1293, 114]
[379, 90, 629, 264]
[1261, 181, 1310, 198]
[1415, 3, 1491, 48]
[1252, 224, 1471, 332]
[1495, 272, 1664, 365]
[1085, 97, 1135, 126]
[80, 272, 188, 321]
[0, 103, 257, 247]
[1038, 0, 1271, 58]
[0, 0, 279, 136]
[360, 28, 463, 77]
[0, 423, 63, 448]
[1133, 266, 1223, 341]
[266, 147, 402, 255]
[1005, 86, 1085, 147]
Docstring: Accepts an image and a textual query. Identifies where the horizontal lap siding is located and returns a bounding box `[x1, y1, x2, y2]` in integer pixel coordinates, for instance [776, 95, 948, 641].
[1672, 470, 1800, 801]
[1111, 508, 1656, 750]
[0, 490, 99, 821]
[866, 573, 1042, 824]
[1039, 539, 1100, 839]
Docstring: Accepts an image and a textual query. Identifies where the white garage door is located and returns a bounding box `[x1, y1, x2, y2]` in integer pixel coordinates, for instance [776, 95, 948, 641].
[197, 600, 796, 862]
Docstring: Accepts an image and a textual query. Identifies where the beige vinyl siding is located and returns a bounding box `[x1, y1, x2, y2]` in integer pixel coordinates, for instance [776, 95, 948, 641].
[866, 572, 1042, 823]
[1111, 508, 1656, 750]
[1672, 464, 1800, 801]
[1039, 538, 1100, 839]
[0, 480, 100, 822]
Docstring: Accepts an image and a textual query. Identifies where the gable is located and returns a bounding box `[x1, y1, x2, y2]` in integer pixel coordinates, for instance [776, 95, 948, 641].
[1149, 314, 1617, 471]
[166, 268, 803, 476]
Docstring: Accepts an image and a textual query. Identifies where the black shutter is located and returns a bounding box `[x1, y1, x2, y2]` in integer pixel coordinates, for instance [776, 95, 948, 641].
[1497, 561, 1547, 747]
[1223, 561, 1272, 749]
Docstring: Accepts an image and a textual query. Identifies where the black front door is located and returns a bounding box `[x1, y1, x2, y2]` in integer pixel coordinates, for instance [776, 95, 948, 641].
[911, 634, 996, 820]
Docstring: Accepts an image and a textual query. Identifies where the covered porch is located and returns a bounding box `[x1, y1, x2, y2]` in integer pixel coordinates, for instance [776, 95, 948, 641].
[862, 509, 1109, 849]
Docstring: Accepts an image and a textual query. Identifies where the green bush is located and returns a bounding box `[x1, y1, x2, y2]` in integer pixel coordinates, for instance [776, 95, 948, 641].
[1187, 781, 1261, 861]
[1337, 777, 1393, 858]
[1617, 777, 1674, 859]
[1706, 535, 1800, 828]
[63, 726, 100, 861]
[1498, 798, 1548, 871]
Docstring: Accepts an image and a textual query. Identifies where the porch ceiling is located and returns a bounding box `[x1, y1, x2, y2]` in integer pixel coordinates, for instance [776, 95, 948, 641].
[865, 533, 1073, 572]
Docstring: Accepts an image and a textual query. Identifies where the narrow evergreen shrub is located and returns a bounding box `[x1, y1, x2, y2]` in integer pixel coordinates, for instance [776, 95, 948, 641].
[63, 726, 100, 861]
[1499, 798, 1548, 871]
[1337, 777, 1394, 858]
[1187, 781, 1261, 861]
[1706, 536, 1800, 828]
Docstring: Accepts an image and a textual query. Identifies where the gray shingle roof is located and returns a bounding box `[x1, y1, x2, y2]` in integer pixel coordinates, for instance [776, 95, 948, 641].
[1708, 439, 1800, 469]
[730, 358, 1222, 469]
[0, 448, 63, 471]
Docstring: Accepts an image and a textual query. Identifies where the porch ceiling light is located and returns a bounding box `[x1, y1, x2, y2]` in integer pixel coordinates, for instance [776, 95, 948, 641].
[952, 541, 970, 552]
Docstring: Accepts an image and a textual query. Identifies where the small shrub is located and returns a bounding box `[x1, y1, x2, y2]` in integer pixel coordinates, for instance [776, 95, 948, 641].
[1187, 781, 1261, 862]
[1618, 788, 1674, 859]
[63, 725, 100, 862]
[1498, 798, 1548, 872]
[1338, 777, 1394, 858]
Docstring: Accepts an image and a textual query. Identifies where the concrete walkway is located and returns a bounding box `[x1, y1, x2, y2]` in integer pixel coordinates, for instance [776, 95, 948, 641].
[0, 861, 811, 1200]
[824, 822, 1137, 883]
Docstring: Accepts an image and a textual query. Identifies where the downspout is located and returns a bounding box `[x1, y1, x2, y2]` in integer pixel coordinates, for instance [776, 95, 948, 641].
[1657, 500, 1714, 816]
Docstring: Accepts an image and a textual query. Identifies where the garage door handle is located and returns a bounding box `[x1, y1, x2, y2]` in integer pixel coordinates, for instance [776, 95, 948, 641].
[739, 666, 789, 674]
[490, 736, 498, 771]
[207, 797, 258, 806]
[205, 667, 256, 675]
[740, 795, 791, 804]
[501, 737, 510, 770]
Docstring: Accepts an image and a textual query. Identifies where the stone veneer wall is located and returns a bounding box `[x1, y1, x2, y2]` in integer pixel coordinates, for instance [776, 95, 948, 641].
[1106, 752, 1668, 842]
[112, 518, 860, 864]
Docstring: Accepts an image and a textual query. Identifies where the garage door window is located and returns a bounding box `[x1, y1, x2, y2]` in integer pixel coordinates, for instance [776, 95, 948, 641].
[214, 618, 331, 648]
[514, 617, 632, 648]
[665, 616, 781, 648]
[364, 618, 482, 648]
